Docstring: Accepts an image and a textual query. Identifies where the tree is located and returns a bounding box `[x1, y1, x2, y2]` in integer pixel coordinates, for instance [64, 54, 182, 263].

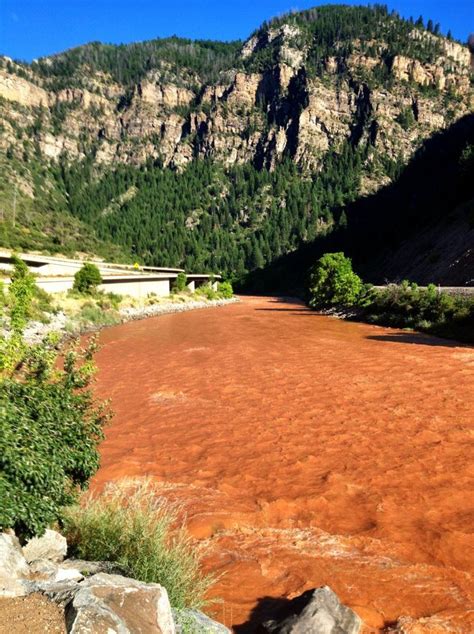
[8, 255, 36, 334]
[73, 263, 102, 295]
[308, 252, 362, 307]
[172, 271, 187, 292]
[217, 280, 233, 298]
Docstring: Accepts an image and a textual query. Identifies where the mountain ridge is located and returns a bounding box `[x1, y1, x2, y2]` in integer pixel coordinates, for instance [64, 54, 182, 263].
[0, 4, 472, 282]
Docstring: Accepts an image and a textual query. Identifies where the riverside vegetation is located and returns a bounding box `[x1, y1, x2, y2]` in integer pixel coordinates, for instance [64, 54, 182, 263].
[0, 259, 235, 337]
[308, 252, 474, 343]
[0, 257, 221, 613]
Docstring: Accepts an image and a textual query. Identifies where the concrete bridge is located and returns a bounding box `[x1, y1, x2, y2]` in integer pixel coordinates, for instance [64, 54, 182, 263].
[0, 250, 220, 298]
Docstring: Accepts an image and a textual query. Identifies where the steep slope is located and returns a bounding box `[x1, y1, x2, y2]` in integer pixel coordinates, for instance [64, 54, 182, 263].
[243, 113, 474, 292]
[0, 5, 472, 277]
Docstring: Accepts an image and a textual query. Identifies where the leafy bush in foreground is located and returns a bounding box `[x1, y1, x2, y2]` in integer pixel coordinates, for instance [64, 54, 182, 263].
[0, 339, 108, 539]
[63, 480, 214, 609]
[0, 256, 109, 539]
[308, 252, 362, 307]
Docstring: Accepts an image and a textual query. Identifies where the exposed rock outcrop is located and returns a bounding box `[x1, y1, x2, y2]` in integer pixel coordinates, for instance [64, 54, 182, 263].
[0, 533, 30, 598]
[260, 586, 362, 634]
[66, 573, 176, 634]
[23, 529, 68, 564]
[0, 531, 228, 633]
[0, 19, 471, 174]
[173, 608, 231, 633]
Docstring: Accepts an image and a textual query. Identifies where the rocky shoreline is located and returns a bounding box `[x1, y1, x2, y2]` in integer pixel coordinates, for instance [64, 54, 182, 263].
[20, 297, 239, 344]
[0, 530, 361, 634]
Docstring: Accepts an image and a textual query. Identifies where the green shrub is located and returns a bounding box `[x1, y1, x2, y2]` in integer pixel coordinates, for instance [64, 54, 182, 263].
[173, 272, 188, 293]
[365, 282, 474, 342]
[96, 292, 123, 311]
[396, 107, 416, 130]
[195, 283, 217, 300]
[308, 252, 363, 307]
[63, 480, 215, 609]
[79, 303, 121, 327]
[217, 281, 233, 299]
[73, 263, 103, 295]
[0, 336, 109, 539]
[8, 255, 36, 333]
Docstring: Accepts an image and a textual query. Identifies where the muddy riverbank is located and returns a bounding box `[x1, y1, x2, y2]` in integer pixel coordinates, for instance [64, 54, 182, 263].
[91, 296, 474, 632]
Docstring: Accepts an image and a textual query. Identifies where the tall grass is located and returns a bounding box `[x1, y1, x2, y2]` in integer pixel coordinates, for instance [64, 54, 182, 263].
[63, 479, 215, 609]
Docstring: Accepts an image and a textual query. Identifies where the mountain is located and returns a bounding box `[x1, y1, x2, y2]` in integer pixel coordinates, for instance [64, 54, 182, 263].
[0, 4, 472, 282]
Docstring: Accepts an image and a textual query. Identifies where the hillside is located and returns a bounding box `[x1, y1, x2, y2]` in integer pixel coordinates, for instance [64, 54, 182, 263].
[0, 4, 472, 281]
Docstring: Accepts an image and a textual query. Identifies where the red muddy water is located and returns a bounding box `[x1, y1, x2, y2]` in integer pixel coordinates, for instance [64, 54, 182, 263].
[91, 296, 474, 633]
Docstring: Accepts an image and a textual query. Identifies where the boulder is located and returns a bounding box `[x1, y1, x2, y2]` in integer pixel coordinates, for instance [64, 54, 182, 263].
[25, 578, 81, 607]
[65, 572, 176, 633]
[60, 559, 128, 577]
[23, 529, 67, 564]
[29, 558, 59, 580]
[0, 532, 30, 597]
[173, 608, 231, 633]
[261, 586, 361, 634]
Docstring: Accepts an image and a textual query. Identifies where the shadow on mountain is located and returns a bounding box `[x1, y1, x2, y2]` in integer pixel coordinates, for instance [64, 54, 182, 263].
[240, 113, 474, 295]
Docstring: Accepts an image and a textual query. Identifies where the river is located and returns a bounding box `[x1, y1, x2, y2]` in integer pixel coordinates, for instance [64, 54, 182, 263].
[91, 296, 474, 632]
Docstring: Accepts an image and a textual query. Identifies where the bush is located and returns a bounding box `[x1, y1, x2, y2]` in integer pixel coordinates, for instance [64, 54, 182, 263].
[195, 283, 217, 300]
[0, 255, 110, 539]
[96, 292, 123, 311]
[217, 281, 233, 299]
[173, 272, 188, 293]
[8, 255, 36, 333]
[308, 252, 363, 307]
[0, 337, 109, 539]
[79, 303, 121, 328]
[365, 281, 474, 342]
[73, 263, 102, 295]
[63, 480, 214, 609]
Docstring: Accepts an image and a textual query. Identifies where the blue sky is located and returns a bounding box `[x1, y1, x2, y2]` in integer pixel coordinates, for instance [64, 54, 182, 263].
[1, 1, 473, 62]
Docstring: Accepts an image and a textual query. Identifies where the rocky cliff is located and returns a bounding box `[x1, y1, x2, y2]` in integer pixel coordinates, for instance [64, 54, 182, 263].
[0, 5, 472, 278]
[1, 10, 471, 173]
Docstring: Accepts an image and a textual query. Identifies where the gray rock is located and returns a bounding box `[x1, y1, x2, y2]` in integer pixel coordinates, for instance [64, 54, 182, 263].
[60, 559, 127, 577]
[23, 529, 67, 563]
[24, 578, 80, 606]
[29, 558, 59, 580]
[0, 532, 30, 597]
[65, 572, 176, 633]
[261, 586, 361, 634]
[173, 608, 231, 633]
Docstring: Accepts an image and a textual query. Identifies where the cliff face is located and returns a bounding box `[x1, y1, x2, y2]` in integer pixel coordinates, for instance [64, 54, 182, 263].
[0, 6, 472, 280]
[0, 22, 471, 175]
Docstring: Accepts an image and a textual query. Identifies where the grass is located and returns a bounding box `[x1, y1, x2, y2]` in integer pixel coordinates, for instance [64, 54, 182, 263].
[78, 303, 121, 328]
[62, 479, 216, 610]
